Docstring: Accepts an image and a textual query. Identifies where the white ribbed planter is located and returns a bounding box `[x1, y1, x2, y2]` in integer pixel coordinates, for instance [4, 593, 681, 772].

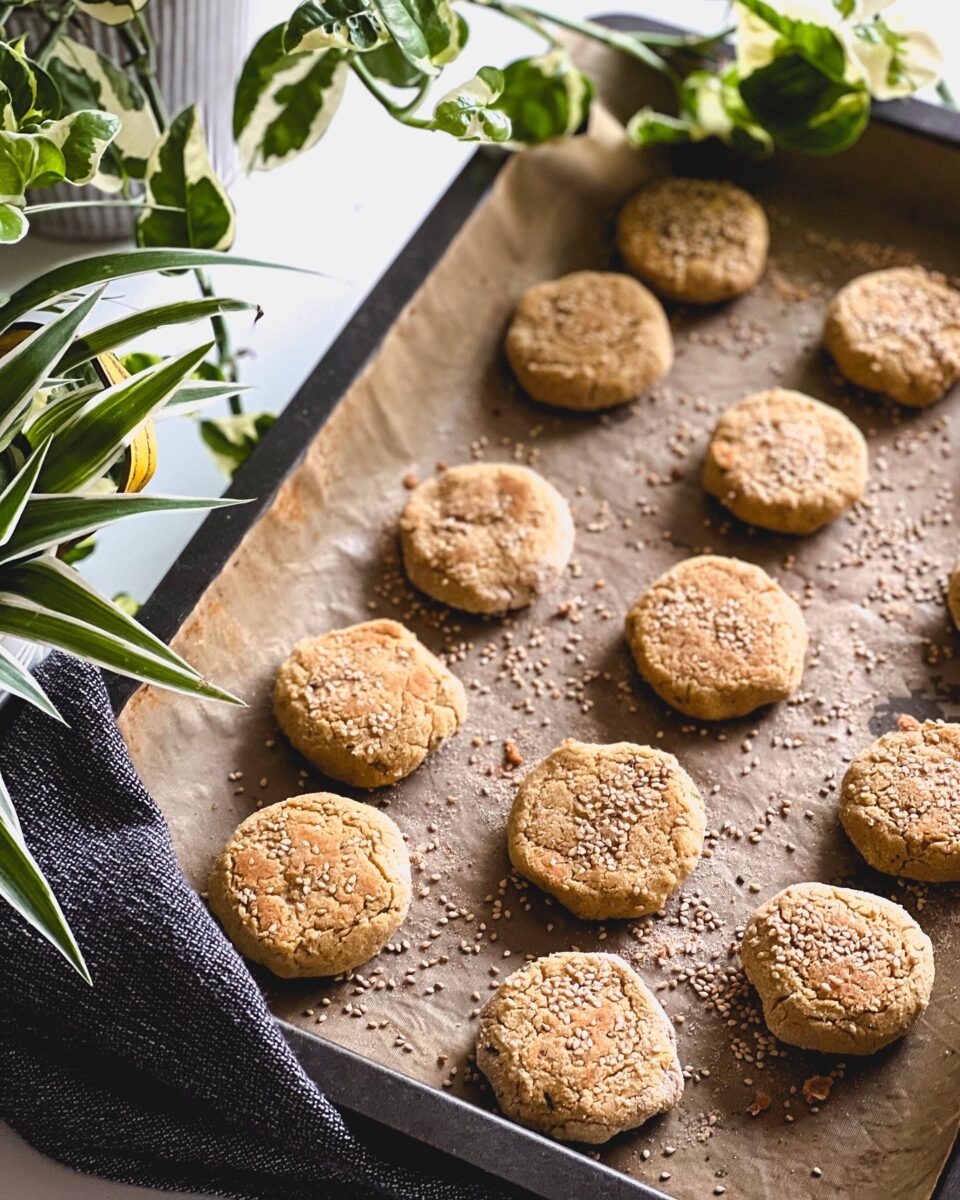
[0, 637, 47, 712]
[17, 0, 255, 241]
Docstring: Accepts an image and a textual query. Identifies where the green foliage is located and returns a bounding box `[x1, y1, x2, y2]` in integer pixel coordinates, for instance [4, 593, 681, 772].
[47, 36, 159, 190]
[0, 260, 265, 978]
[137, 105, 235, 250]
[0, 38, 122, 241]
[494, 50, 593, 144]
[430, 66, 511, 142]
[284, 1, 388, 54]
[234, 25, 348, 173]
[200, 411, 277, 478]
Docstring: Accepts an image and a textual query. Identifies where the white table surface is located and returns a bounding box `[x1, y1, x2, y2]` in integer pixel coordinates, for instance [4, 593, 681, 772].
[4, 0, 957, 1194]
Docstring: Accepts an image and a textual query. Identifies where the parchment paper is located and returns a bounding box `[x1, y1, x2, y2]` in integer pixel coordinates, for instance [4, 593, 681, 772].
[119, 60, 960, 1200]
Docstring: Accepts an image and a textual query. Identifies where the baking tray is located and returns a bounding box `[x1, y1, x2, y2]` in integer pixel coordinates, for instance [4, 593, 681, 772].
[113, 16, 960, 1200]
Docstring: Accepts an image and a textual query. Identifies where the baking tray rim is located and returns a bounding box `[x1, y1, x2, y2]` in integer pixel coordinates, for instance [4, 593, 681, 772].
[112, 14, 960, 1200]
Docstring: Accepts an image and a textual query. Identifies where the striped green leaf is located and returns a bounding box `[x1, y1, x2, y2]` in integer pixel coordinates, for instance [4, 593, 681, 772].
[24, 386, 101, 447]
[38, 342, 213, 494]
[60, 298, 256, 371]
[0, 287, 103, 446]
[0, 248, 306, 331]
[0, 591, 243, 704]
[0, 437, 50, 546]
[0, 637, 63, 723]
[0, 491, 244, 565]
[0, 774, 91, 983]
[5, 555, 209, 685]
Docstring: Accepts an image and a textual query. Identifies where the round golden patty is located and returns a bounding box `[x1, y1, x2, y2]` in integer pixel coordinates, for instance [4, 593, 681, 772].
[625, 554, 807, 720]
[505, 270, 673, 410]
[824, 267, 960, 407]
[508, 739, 705, 919]
[400, 463, 574, 613]
[617, 176, 768, 304]
[208, 793, 411, 978]
[703, 388, 868, 534]
[476, 951, 683, 1143]
[741, 882, 934, 1055]
[274, 619, 466, 787]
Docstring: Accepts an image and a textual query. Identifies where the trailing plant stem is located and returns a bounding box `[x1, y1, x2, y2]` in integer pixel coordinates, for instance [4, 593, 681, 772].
[466, 0, 680, 85]
[33, 0, 76, 67]
[351, 59, 430, 128]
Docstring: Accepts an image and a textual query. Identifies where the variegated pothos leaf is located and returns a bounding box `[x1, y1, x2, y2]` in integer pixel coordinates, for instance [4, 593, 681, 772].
[430, 66, 511, 142]
[234, 25, 347, 173]
[74, 0, 150, 25]
[283, 1, 388, 54]
[47, 36, 160, 192]
[136, 104, 235, 251]
[39, 109, 121, 186]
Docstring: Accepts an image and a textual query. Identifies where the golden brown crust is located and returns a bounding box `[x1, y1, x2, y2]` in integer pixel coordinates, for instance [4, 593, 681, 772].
[840, 721, 960, 882]
[617, 177, 768, 304]
[207, 793, 411, 979]
[702, 389, 868, 534]
[400, 463, 574, 614]
[273, 619, 466, 787]
[505, 270, 673, 410]
[625, 555, 807, 720]
[476, 952, 683, 1143]
[741, 883, 934, 1055]
[824, 267, 960, 407]
[507, 739, 705, 919]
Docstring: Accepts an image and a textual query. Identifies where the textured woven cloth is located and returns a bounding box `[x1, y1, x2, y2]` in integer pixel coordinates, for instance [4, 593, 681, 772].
[0, 653, 514, 1200]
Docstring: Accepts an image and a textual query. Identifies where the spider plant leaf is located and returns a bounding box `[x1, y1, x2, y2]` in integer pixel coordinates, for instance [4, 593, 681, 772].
[0, 776, 91, 983]
[59, 297, 256, 371]
[0, 248, 309, 331]
[0, 287, 104, 446]
[24, 385, 101, 447]
[5, 555, 202, 682]
[0, 491, 244, 565]
[0, 591, 243, 704]
[162, 379, 254, 417]
[38, 342, 214, 494]
[0, 436, 50, 546]
[0, 637, 64, 723]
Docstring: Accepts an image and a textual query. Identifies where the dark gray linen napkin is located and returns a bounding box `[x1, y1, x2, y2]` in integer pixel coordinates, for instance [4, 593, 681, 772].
[0, 653, 516, 1200]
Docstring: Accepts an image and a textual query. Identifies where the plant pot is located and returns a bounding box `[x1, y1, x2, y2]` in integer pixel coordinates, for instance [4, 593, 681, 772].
[0, 636, 47, 712]
[14, 0, 256, 241]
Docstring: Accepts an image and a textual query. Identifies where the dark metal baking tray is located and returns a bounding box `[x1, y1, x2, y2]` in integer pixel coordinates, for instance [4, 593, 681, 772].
[113, 15, 960, 1200]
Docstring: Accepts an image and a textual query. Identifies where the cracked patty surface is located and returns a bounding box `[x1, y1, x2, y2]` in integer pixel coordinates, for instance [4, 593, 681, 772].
[476, 952, 683, 1143]
[824, 267, 960, 407]
[703, 388, 868, 534]
[505, 270, 673, 411]
[840, 720, 960, 882]
[207, 793, 411, 979]
[741, 883, 934, 1055]
[617, 177, 768, 305]
[508, 739, 705, 919]
[273, 619, 466, 787]
[625, 555, 807, 720]
[400, 463, 574, 614]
